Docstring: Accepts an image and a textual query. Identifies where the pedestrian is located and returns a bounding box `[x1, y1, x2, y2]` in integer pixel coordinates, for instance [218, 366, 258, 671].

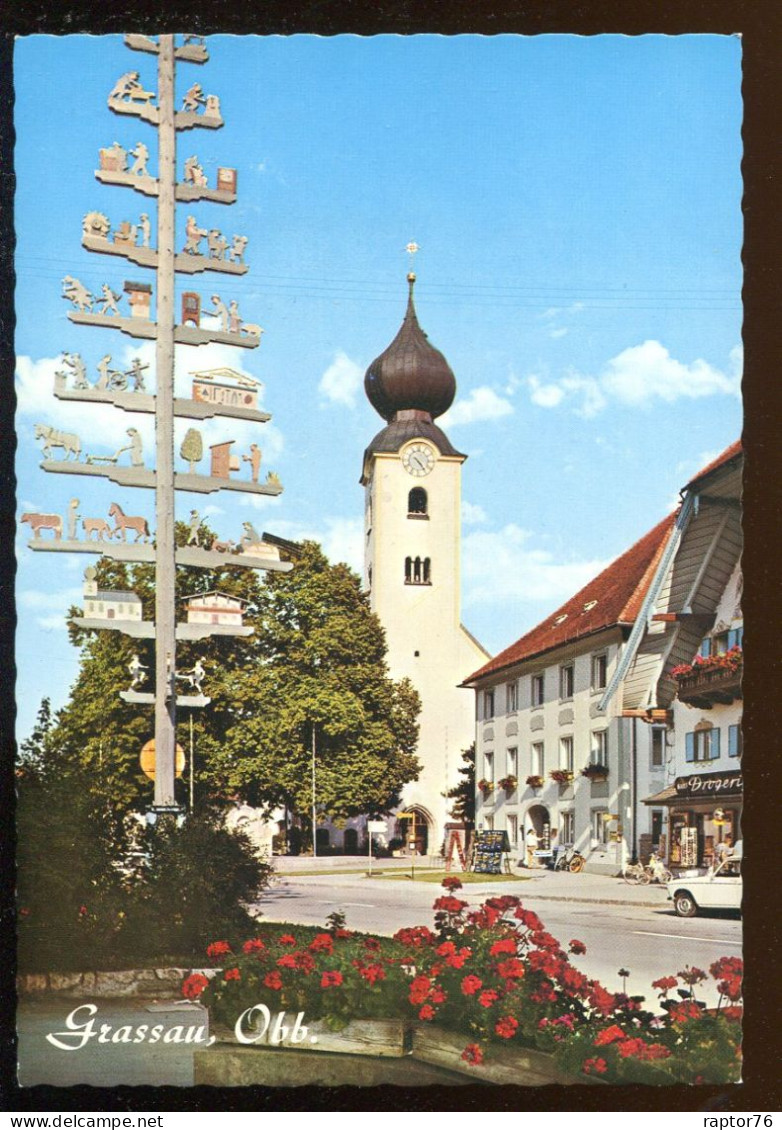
[525, 826, 540, 868]
[714, 835, 733, 867]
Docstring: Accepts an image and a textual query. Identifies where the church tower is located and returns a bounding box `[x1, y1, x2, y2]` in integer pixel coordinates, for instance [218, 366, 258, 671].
[361, 272, 490, 852]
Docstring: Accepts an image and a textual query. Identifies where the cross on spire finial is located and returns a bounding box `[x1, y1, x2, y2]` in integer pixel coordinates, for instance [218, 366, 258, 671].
[405, 241, 420, 283]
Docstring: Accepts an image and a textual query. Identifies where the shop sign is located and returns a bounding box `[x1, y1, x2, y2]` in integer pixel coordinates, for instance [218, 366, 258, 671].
[674, 770, 742, 798]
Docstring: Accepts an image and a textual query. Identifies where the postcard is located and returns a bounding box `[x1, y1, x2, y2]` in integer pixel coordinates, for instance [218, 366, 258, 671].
[13, 30, 744, 1098]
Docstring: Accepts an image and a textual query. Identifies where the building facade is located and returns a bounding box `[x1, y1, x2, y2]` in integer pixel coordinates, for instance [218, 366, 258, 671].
[360, 274, 489, 852]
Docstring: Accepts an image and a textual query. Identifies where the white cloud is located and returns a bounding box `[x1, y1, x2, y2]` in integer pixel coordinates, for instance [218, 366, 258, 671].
[525, 341, 742, 417]
[35, 615, 70, 632]
[440, 387, 514, 428]
[549, 327, 568, 339]
[461, 501, 488, 525]
[318, 351, 364, 409]
[462, 523, 608, 608]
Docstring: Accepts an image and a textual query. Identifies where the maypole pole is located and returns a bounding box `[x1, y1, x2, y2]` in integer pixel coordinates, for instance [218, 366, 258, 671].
[153, 34, 178, 812]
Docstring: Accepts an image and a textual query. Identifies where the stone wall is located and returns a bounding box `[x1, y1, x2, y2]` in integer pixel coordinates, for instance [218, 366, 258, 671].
[17, 967, 220, 998]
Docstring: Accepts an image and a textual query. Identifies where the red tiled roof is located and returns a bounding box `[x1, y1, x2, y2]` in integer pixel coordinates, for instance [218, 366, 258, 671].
[684, 439, 742, 491]
[462, 511, 677, 685]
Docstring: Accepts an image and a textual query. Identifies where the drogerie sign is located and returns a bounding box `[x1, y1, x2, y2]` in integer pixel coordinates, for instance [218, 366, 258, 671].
[674, 770, 742, 798]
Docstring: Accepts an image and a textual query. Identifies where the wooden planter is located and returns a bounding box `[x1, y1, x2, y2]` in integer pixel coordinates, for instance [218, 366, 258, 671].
[193, 1016, 601, 1087]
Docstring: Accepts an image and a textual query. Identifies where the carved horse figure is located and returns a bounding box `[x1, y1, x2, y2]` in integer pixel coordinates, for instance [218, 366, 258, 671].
[20, 513, 63, 539]
[34, 424, 82, 460]
[108, 501, 151, 543]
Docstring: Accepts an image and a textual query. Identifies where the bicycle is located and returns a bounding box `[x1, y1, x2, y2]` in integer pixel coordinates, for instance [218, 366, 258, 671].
[622, 853, 673, 885]
[553, 845, 585, 873]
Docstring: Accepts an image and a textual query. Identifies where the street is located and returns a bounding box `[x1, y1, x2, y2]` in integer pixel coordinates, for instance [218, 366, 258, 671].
[255, 865, 742, 1007]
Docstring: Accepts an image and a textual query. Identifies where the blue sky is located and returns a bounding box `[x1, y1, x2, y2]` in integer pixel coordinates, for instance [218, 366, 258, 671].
[14, 34, 743, 739]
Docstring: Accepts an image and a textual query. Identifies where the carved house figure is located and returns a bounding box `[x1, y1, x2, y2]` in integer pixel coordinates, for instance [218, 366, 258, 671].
[185, 590, 247, 628]
[124, 279, 152, 319]
[83, 566, 143, 622]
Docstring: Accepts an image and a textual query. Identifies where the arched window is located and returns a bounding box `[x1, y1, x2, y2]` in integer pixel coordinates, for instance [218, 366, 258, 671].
[405, 556, 432, 585]
[408, 487, 428, 516]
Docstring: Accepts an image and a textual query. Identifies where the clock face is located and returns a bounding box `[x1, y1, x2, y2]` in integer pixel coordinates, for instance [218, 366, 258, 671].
[402, 442, 436, 477]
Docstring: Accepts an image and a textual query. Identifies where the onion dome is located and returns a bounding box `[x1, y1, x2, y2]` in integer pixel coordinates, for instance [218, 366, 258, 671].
[364, 274, 456, 422]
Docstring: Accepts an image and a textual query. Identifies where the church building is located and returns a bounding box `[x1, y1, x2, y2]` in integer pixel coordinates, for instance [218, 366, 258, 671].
[360, 273, 489, 853]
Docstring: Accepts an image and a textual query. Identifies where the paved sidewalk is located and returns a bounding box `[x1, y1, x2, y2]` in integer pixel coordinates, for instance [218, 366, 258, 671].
[269, 860, 670, 909]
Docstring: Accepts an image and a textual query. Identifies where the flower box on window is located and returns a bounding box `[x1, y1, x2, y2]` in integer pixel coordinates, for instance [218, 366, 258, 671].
[549, 769, 574, 785]
[671, 647, 742, 709]
[581, 764, 608, 780]
[525, 775, 544, 789]
[497, 775, 517, 794]
[478, 778, 495, 796]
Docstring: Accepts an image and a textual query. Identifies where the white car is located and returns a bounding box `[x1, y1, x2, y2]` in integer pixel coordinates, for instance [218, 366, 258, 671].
[666, 840, 742, 917]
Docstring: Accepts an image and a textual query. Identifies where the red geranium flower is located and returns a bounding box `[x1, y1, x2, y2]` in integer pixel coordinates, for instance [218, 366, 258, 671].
[224, 967, 241, 981]
[436, 941, 457, 956]
[393, 925, 435, 947]
[279, 934, 297, 946]
[442, 876, 463, 891]
[445, 952, 468, 969]
[419, 1004, 435, 1021]
[489, 937, 517, 957]
[276, 954, 298, 969]
[309, 933, 334, 953]
[569, 939, 587, 955]
[461, 974, 483, 996]
[594, 1025, 625, 1046]
[582, 1057, 608, 1075]
[461, 1043, 484, 1066]
[364, 937, 382, 951]
[515, 907, 544, 931]
[206, 940, 232, 958]
[478, 989, 499, 1008]
[242, 938, 266, 954]
[433, 895, 468, 914]
[321, 970, 343, 988]
[182, 972, 209, 999]
[669, 1001, 702, 1024]
[359, 963, 386, 985]
[430, 987, 447, 1004]
[409, 975, 432, 1005]
[495, 1016, 519, 1040]
[496, 957, 525, 980]
[651, 975, 678, 994]
[263, 971, 283, 990]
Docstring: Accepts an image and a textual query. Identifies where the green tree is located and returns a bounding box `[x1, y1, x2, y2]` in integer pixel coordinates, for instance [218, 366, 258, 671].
[206, 541, 421, 839]
[445, 742, 476, 827]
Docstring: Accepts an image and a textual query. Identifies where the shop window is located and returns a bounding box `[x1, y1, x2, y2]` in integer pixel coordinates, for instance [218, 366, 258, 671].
[531, 742, 544, 777]
[559, 663, 574, 700]
[686, 729, 721, 763]
[651, 726, 666, 770]
[506, 681, 518, 712]
[728, 724, 742, 758]
[590, 729, 608, 767]
[531, 674, 545, 706]
[591, 653, 607, 691]
[407, 487, 428, 516]
[484, 690, 495, 720]
[560, 735, 574, 773]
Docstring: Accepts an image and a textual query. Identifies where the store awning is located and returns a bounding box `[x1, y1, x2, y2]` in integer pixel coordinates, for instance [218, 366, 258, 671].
[642, 786, 678, 806]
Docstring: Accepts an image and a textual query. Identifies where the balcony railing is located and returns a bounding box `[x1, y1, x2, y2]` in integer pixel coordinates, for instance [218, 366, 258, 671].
[676, 661, 743, 709]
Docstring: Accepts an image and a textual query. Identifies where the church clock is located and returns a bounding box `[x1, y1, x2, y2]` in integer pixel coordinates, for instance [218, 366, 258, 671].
[402, 442, 436, 477]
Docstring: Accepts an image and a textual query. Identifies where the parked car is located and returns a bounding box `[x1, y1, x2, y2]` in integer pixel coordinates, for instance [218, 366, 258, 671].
[666, 840, 742, 917]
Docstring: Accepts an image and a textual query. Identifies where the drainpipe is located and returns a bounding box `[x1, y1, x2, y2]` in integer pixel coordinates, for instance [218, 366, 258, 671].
[631, 716, 638, 863]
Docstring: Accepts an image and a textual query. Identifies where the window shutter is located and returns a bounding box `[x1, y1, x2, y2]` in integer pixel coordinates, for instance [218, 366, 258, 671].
[700, 639, 711, 658]
[711, 729, 721, 760]
[685, 732, 695, 762]
[728, 725, 740, 757]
